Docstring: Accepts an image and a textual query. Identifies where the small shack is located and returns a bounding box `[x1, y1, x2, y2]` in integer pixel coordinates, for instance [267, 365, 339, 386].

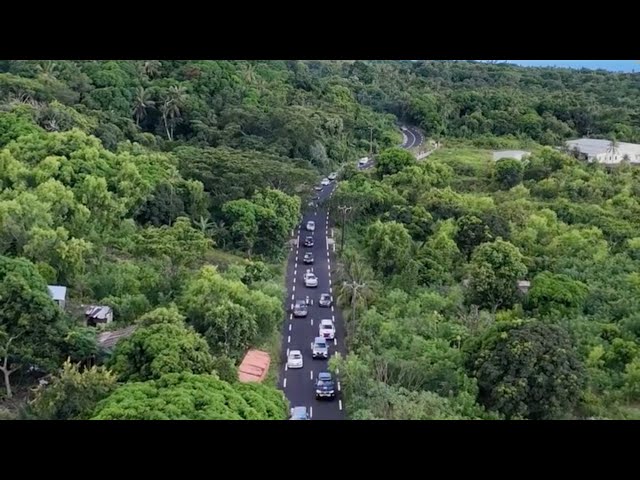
[47, 285, 67, 309]
[85, 305, 114, 327]
[238, 349, 270, 383]
[493, 150, 530, 161]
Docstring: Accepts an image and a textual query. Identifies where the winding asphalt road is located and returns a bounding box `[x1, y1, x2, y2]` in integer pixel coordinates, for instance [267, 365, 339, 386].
[279, 125, 423, 420]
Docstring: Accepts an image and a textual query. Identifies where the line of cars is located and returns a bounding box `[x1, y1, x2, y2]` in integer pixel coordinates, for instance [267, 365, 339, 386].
[289, 210, 338, 419]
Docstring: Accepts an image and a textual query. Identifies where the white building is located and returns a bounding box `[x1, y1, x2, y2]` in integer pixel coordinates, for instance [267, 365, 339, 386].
[493, 150, 530, 161]
[47, 285, 67, 310]
[565, 138, 640, 164]
[85, 305, 114, 327]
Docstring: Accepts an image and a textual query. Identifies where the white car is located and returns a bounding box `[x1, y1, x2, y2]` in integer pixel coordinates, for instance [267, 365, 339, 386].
[319, 319, 335, 340]
[306, 220, 315, 232]
[328, 172, 337, 180]
[287, 350, 303, 369]
[358, 157, 369, 166]
[321, 178, 330, 186]
[304, 272, 318, 288]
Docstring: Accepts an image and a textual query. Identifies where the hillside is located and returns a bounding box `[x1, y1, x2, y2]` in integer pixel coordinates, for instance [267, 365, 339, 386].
[1, 60, 640, 420]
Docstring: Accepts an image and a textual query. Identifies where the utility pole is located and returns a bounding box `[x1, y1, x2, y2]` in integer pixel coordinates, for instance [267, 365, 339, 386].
[338, 205, 352, 251]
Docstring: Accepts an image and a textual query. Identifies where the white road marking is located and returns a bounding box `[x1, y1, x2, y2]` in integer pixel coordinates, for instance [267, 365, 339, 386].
[287, 335, 291, 343]
[334, 338, 337, 346]
[310, 370, 313, 380]
[289, 313, 293, 320]
[310, 406, 313, 418]
[338, 400, 343, 410]
[329, 278, 332, 286]
[295, 257, 298, 262]
[287, 348, 290, 355]
[329, 287, 332, 294]
[311, 318, 313, 326]
[294, 269, 297, 276]
[292, 285, 296, 292]
[296, 249, 299, 255]
[338, 382, 341, 391]
[333, 243, 336, 252]
[331, 306, 334, 312]
[291, 294, 294, 300]
[290, 303, 293, 310]
[332, 315, 335, 321]
[289, 324, 292, 332]
[285, 364, 288, 371]
[284, 378, 287, 388]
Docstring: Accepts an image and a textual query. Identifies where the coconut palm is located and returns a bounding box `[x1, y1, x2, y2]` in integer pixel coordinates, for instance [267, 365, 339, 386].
[36, 61, 58, 82]
[194, 215, 214, 236]
[335, 249, 377, 342]
[160, 85, 187, 140]
[132, 87, 155, 126]
[141, 60, 161, 79]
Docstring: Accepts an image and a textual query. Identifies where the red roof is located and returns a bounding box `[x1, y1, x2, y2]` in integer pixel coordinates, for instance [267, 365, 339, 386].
[238, 349, 270, 383]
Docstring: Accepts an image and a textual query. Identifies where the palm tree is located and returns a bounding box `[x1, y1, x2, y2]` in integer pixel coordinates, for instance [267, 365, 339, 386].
[36, 61, 58, 82]
[132, 87, 155, 126]
[335, 249, 377, 342]
[606, 136, 619, 163]
[141, 60, 161, 79]
[194, 215, 214, 236]
[160, 85, 187, 140]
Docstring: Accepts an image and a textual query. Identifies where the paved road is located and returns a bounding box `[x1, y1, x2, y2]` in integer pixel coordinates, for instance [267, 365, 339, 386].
[401, 125, 424, 149]
[279, 125, 422, 420]
[278, 180, 347, 420]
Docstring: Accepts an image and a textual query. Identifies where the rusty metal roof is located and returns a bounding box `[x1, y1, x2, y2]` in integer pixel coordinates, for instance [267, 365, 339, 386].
[238, 349, 270, 383]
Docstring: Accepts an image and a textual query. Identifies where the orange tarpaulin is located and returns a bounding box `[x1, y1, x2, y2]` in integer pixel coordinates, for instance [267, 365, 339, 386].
[238, 349, 270, 383]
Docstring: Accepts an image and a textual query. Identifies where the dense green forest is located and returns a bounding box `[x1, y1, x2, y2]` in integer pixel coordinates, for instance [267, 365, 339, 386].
[1, 60, 640, 420]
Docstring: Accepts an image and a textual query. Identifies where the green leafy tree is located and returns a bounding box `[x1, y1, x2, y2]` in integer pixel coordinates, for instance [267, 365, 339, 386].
[108, 306, 215, 381]
[0, 256, 66, 398]
[365, 220, 413, 278]
[465, 320, 585, 419]
[466, 239, 527, 311]
[494, 157, 524, 189]
[29, 360, 117, 420]
[376, 147, 416, 178]
[92, 372, 288, 420]
[455, 215, 493, 259]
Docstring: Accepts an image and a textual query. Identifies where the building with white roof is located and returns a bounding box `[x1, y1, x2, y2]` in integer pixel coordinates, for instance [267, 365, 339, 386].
[565, 138, 640, 164]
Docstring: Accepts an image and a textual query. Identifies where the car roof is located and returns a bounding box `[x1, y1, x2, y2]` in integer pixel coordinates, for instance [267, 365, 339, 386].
[307, 220, 315, 224]
[321, 293, 330, 297]
[295, 299, 306, 305]
[320, 319, 333, 326]
[304, 252, 313, 256]
[318, 372, 332, 380]
[291, 406, 307, 415]
[314, 336, 326, 343]
[289, 350, 302, 355]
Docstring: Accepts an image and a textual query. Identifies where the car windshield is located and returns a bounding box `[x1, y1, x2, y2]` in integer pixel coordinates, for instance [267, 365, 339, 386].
[321, 294, 329, 300]
[319, 373, 331, 380]
[315, 341, 326, 348]
[291, 353, 301, 359]
[321, 321, 332, 327]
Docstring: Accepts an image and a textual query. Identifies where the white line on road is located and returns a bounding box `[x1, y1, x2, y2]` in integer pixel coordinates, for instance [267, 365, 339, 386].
[287, 335, 291, 343]
[285, 364, 288, 371]
[292, 285, 296, 292]
[296, 249, 299, 256]
[331, 306, 334, 312]
[295, 257, 298, 262]
[338, 382, 341, 391]
[334, 338, 337, 346]
[310, 318, 313, 326]
[329, 278, 332, 286]
[329, 287, 332, 294]
[338, 400, 343, 411]
[290, 303, 293, 310]
[287, 348, 289, 355]
[294, 269, 297, 276]
[289, 313, 293, 320]
[332, 315, 335, 321]
[289, 324, 292, 332]
[310, 370, 313, 380]
[310, 406, 313, 418]
[284, 378, 287, 388]
[291, 294, 294, 300]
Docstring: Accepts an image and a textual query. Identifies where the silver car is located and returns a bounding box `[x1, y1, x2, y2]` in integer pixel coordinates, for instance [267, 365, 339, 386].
[306, 221, 315, 232]
[287, 350, 304, 369]
[304, 272, 318, 288]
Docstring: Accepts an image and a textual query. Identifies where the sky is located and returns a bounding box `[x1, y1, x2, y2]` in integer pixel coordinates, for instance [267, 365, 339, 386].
[497, 60, 639, 72]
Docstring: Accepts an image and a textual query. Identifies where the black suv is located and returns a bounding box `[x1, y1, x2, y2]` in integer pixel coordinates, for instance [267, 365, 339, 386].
[303, 252, 314, 264]
[304, 236, 314, 247]
[315, 372, 336, 400]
